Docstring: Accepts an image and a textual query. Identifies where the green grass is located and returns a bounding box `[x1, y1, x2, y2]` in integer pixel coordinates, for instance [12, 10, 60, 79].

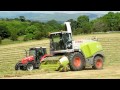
[0, 35, 49, 46]
[1, 39, 23, 45]
[1, 36, 25, 45]
[0, 63, 57, 78]
[0, 33, 120, 78]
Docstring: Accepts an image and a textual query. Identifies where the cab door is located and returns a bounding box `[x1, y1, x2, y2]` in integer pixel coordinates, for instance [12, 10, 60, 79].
[62, 33, 73, 49]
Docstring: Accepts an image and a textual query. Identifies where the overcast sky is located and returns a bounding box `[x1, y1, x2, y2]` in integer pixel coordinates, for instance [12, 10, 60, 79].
[0, 11, 120, 14]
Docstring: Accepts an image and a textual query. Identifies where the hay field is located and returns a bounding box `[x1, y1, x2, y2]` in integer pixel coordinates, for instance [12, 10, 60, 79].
[0, 33, 120, 79]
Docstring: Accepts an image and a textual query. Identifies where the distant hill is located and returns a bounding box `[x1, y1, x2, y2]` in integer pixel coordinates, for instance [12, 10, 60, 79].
[0, 12, 105, 23]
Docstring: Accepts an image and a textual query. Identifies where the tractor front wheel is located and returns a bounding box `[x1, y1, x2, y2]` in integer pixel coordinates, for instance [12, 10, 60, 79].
[26, 63, 34, 71]
[68, 52, 85, 71]
[92, 56, 103, 70]
[15, 63, 20, 70]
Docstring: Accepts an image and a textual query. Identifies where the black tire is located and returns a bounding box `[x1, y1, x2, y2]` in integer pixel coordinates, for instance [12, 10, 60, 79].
[35, 66, 40, 69]
[82, 66, 86, 70]
[26, 63, 34, 71]
[92, 56, 103, 70]
[34, 63, 41, 69]
[68, 52, 85, 71]
[15, 63, 20, 70]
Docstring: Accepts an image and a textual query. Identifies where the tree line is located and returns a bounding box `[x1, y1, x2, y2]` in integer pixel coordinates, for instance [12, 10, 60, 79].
[0, 12, 120, 44]
[69, 12, 120, 35]
[0, 16, 63, 42]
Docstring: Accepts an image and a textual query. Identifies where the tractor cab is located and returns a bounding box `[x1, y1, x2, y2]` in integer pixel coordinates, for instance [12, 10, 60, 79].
[50, 32, 72, 50]
[49, 22, 74, 56]
[29, 47, 47, 63]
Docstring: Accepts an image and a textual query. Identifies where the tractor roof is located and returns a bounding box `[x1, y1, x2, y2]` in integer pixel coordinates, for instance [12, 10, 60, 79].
[50, 31, 69, 35]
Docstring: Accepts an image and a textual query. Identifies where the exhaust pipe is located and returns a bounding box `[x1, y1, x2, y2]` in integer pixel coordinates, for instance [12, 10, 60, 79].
[64, 22, 72, 35]
[24, 49, 28, 57]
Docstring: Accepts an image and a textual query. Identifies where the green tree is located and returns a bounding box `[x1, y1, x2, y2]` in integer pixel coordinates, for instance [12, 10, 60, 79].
[10, 31, 18, 41]
[24, 33, 34, 41]
[47, 20, 61, 31]
[6, 20, 30, 37]
[82, 23, 91, 33]
[92, 19, 109, 32]
[73, 28, 83, 35]
[34, 31, 43, 40]
[77, 15, 91, 33]
[25, 25, 38, 34]
[77, 15, 89, 28]
[67, 19, 77, 31]
[102, 12, 119, 31]
[0, 24, 10, 39]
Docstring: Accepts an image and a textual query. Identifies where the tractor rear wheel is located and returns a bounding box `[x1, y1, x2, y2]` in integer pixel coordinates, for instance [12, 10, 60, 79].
[15, 63, 20, 70]
[92, 56, 103, 70]
[34, 63, 41, 69]
[68, 52, 85, 71]
[26, 63, 34, 71]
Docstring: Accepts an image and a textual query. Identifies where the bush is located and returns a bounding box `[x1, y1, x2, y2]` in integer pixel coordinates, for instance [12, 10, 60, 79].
[73, 28, 83, 35]
[34, 31, 43, 40]
[17, 29, 25, 36]
[10, 33, 18, 41]
[23, 34, 34, 41]
[0, 25, 10, 39]
[23, 36, 29, 41]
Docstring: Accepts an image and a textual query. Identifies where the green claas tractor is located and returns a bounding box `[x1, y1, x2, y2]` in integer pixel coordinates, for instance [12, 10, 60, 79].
[49, 22, 104, 71]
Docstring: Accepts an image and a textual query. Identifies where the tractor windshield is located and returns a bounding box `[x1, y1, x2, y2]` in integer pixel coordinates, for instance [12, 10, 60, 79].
[29, 50, 36, 56]
[53, 34, 61, 43]
[50, 33, 62, 50]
